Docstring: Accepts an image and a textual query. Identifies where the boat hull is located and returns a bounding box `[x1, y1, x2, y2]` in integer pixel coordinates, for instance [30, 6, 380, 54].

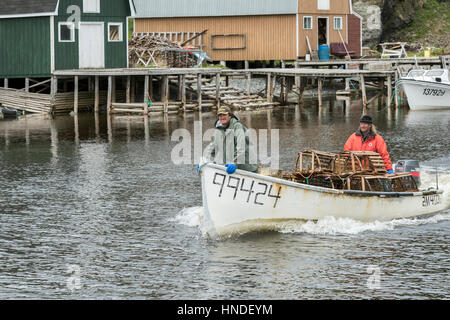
[399, 79, 450, 111]
[201, 164, 446, 236]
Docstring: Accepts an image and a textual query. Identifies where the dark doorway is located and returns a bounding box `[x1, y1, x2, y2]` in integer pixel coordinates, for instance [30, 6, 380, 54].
[318, 18, 328, 46]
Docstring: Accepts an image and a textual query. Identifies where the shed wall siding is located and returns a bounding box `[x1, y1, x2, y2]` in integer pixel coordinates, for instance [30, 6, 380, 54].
[348, 14, 361, 57]
[298, 0, 351, 15]
[135, 15, 297, 61]
[0, 17, 51, 78]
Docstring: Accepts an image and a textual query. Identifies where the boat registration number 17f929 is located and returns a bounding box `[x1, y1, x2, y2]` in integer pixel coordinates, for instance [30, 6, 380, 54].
[422, 194, 441, 207]
[212, 173, 282, 208]
[422, 88, 445, 96]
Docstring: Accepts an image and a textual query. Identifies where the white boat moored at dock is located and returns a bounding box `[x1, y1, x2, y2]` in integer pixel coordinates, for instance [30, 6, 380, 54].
[399, 69, 450, 111]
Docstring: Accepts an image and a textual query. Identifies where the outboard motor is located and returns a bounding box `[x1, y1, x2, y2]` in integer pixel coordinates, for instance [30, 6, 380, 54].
[395, 160, 421, 187]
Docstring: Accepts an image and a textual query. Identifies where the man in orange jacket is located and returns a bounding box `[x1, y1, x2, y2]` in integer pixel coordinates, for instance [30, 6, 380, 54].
[344, 115, 394, 173]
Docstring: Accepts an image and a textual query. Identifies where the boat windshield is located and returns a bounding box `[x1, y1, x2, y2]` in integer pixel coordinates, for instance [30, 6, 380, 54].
[407, 70, 425, 78]
[424, 70, 445, 77]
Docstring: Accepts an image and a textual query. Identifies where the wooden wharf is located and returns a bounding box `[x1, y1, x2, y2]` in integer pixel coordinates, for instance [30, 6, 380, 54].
[1, 56, 447, 116]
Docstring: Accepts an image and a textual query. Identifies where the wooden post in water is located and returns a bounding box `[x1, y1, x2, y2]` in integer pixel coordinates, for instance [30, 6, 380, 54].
[74, 76, 79, 114]
[294, 62, 300, 89]
[126, 75, 131, 104]
[197, 73, 202, 112]
[177, 75, 182, 101]
[25, 78, 30, 92]
[149, 76, 153, 100]
[246, 72, 251, 96]
[181, 75, 187, 112]
[144, 75, 150, 114]
[131, 76, 136, 103]
[111, 76, 116, 105]
[387, 74, 392, 107]
[94, 76, 99, 113]
[216, 73, 221, 108]
[266, 73, 272, 103]
[360, 74, 367, 108]
[107, 76, 112, 114]
[281, 61, 286, 104]
[318, 77, 323, 108]
[394, 70, 399, 109]
[163, 75, 169, 114]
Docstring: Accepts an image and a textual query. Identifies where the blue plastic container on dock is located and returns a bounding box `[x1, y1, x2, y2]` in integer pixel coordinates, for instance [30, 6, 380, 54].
[318, 45, 330, 60]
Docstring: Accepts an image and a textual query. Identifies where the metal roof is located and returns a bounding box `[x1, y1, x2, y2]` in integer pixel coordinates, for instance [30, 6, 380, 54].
[0, 0, 58, 17]
[131, 0, 298, 18]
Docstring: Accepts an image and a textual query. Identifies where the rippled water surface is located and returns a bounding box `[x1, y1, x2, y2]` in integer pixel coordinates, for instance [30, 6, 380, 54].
[0, 99, 449, 299]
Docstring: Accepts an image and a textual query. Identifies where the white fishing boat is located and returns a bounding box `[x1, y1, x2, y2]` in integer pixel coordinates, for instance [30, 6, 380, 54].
[399, 69, 450, 111]
[199, 163, 446, 237]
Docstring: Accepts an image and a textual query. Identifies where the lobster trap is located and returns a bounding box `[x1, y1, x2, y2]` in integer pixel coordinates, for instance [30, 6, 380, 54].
[335, 151, 387, 175]
[283, 149, 418, 193]
[294, 150, 337, 175]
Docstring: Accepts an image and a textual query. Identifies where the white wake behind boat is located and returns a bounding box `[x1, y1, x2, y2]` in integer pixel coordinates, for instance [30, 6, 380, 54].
[200, 164, 446, 237]
[399, 69, 450, 111]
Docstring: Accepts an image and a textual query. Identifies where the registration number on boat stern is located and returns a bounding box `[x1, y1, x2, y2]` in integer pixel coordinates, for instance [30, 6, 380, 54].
[210, 172, 284, 209]
[422, 194, 442, 207]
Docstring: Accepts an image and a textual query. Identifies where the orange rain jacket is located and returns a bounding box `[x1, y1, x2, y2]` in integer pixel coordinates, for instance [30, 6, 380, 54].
[344, 130, 393, 171]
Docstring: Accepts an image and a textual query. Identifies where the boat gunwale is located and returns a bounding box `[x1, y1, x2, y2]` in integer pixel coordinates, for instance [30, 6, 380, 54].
[204, 164, 443, 198]
[398, 78, 450, 88]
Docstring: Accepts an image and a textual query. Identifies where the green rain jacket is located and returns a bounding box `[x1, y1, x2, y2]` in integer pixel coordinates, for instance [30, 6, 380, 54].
[205, 116, 259, 173]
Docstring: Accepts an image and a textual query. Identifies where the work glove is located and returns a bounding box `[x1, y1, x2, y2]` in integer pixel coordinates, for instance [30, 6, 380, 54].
[387, 169, 394, 174]
[225, 164, 237, 174]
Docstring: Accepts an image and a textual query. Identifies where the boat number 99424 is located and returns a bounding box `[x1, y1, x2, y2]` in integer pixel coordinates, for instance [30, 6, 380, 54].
[422, 194, 441, 207]
[213, 173, 282, 208]
[423, 88, 445, 96]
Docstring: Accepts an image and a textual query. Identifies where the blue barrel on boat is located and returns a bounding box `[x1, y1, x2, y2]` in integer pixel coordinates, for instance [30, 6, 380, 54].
[318, 45, 330, 60]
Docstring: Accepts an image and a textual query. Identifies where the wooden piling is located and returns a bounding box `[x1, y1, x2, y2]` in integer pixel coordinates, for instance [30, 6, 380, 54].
[360, 74, 367, 107]
[107, 76, 112, 114]
[163, 75, 169, 113]
[197, 73, 202, 111]
[387, 74, 392, 107]
[111, 76, 116, 104]
[131, 76, 136, 103]
[94, 75, 99, 113]
[394, 70, 399, 109]
[318, 77, 323, 108]
[25, 78, 30, 92]
[73, 76, 79, 114]
[144, 75, 150, 110]
[246, 72, 251, 96]
[126, 75, 131, 104]
[181, 75, 187, 112]
[266, 73, 272, 103]
[216, 73, 221, 108]
[4, 78, 8, 88]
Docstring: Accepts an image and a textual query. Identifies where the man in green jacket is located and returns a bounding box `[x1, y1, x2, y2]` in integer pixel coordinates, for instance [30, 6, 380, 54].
[203, 106, 258, 174]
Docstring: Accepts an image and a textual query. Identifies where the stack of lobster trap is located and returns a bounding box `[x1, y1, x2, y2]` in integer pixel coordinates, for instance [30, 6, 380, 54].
[282, 150, 418, 192]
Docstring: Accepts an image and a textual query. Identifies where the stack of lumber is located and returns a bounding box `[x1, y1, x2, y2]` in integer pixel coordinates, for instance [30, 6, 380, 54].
[0, 88, 51, 114]
[128, 34, 197, 68]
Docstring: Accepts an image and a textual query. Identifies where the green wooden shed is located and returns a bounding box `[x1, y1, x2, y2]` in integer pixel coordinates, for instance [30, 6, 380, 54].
[0, 0, 131, 79]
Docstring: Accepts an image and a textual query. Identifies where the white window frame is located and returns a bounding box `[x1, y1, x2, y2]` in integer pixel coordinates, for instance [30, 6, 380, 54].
[58, 22, 75, 42]
[83, 0, 100, 13]
[108, 23, 123, 42]
[334, 17, 343, 30]
[303, 16, 313, 30]
[318, 0, 330, 10]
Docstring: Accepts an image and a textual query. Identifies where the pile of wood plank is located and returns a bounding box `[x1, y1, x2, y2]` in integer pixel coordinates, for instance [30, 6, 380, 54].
[128, 34, 198, 68]
[282, 149, 418, 192]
